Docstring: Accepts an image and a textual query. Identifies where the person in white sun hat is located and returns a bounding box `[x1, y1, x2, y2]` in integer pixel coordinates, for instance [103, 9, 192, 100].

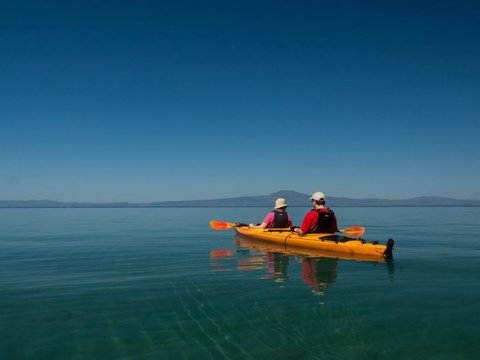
[249, 198, 292, 229]
[293, 192, 339, 234]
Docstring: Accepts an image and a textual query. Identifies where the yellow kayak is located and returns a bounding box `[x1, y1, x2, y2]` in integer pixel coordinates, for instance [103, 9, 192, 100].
[233, 236, 388, 263]
[235, 226, 394, 258]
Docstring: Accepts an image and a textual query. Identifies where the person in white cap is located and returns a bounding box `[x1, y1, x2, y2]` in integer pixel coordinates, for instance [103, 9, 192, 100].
[293, 192, 339, 234]
[249, 198, 292, 229]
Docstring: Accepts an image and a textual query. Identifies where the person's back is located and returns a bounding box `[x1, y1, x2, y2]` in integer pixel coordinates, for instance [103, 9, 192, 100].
[309, 207, 336, 233]
[270, 208, 290, 228]
[249, 198, 292, 229]
[294, 192, 339, 234]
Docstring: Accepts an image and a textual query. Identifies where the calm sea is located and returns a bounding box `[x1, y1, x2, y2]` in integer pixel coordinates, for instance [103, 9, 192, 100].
[1, 207, 479, 359]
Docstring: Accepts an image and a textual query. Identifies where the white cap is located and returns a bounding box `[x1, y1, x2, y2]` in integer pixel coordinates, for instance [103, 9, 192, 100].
[310, 192, 325, 201]
[274, 198, 288, 208]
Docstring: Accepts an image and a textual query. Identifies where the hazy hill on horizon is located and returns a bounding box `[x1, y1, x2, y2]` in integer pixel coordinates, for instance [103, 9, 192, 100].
[1, 190, 480, 207]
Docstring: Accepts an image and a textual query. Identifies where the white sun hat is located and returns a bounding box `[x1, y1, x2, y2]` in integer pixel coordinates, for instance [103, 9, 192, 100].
[274, 198, 288, 208]
[310, 192, 326, 201]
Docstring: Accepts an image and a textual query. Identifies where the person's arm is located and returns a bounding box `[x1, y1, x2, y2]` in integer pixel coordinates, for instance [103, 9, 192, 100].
[294, 212, 314, 234]
[249, 222, 268, 229]
[250, 212, 273, 228]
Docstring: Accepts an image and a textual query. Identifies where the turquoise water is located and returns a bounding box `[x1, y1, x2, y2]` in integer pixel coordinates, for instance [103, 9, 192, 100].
[1, 207, 479, 359]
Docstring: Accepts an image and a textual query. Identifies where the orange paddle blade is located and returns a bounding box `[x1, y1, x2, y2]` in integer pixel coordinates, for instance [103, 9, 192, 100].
[341, 226, 365, 237]
[210, 249, 235, 258]
[209, 220, 237, 230]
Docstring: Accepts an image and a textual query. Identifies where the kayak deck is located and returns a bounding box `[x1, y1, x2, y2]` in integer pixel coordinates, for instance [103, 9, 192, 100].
[235, 226, 393, 258]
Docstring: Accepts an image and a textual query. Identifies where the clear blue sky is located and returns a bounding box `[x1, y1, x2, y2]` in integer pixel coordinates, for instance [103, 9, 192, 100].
[1, 0, 479, 202]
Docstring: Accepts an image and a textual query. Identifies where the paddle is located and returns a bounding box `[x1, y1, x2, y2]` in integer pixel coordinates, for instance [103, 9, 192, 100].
[266, 226, 365, 237]
[209, 220, 365, 237]
[340, 226, 365, 237]
[339, 226, 364, 237]
[209, 221, 247, 230]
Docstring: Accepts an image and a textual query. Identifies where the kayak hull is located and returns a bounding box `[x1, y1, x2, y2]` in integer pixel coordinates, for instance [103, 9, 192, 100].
[234, 227, 392, 258]
[234, 236, 387, 262]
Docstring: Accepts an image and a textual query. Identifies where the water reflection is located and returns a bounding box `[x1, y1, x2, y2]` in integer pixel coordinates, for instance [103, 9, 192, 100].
[210, 235, 394, 294]
[300, 256, 338, 295]
[264, 253, 289, 282]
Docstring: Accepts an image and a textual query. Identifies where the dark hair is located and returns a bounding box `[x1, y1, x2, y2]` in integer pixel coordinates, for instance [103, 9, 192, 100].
[313, 199, 325, 206]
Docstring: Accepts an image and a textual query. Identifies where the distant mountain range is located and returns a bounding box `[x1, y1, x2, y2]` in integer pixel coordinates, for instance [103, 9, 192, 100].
[1, 190, 479, 207]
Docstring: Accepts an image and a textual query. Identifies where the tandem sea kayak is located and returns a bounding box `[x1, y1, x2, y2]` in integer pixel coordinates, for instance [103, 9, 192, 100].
[233, 236, 389, 263]
[234, 226, 394, 258]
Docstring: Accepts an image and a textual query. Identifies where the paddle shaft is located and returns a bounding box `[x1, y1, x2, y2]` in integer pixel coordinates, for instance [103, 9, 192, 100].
[210, 221, 364, 237]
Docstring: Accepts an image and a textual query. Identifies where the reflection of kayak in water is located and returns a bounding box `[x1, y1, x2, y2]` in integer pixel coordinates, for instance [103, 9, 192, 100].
[233, 237, 338, 295]
[235, 226, 394, 260]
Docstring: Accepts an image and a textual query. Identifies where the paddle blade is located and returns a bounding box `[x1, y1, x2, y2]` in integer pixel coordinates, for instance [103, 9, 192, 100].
[210, 249, 235, 258]
[209, 221, 236, 230]
[341, 226, 365, 237]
